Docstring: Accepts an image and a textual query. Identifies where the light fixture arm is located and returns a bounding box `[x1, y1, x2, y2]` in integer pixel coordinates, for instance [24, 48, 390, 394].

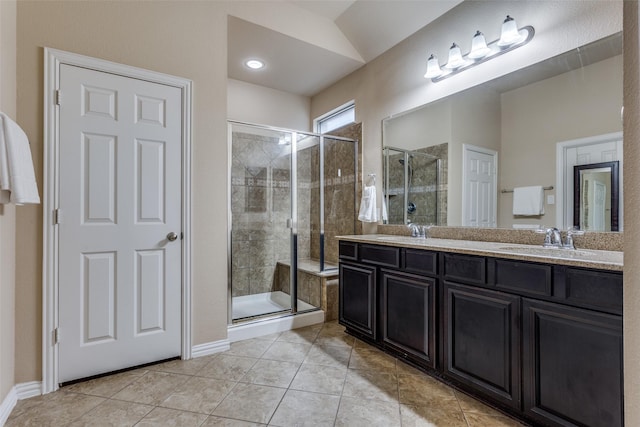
[427, 25, 535, 83]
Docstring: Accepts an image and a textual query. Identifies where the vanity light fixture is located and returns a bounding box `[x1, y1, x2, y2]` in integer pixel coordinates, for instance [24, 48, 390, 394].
[245, 59, 265, 70]
[424, 15, 534, 82]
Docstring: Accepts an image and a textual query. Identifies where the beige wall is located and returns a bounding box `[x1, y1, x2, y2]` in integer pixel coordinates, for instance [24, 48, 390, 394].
[311, 1, 622, 230]
[228, 78, 311, 131]
[16, 1, 229, 383]
[0, 0, 17, 403]
[624, 2, 640, 425]
[499, 55, 623, 228]
[450, 88, 501, 225]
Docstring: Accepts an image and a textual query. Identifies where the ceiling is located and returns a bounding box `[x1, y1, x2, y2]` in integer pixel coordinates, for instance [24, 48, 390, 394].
[227, 0, 463, 97]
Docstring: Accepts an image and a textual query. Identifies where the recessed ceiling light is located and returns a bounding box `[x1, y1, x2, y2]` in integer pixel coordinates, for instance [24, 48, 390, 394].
[245, 59, 265, 70]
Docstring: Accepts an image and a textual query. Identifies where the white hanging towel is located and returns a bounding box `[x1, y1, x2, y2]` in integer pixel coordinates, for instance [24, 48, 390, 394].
[358, 185, 379, 223]
[0, 112, 40, 205]
[512, 186, 544, 216]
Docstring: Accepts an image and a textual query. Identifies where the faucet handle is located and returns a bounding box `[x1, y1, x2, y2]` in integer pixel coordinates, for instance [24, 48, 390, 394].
[563, 226, 584, 249]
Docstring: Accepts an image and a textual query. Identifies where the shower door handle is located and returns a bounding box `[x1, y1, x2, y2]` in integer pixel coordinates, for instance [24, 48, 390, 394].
[286, 218, 293, 229]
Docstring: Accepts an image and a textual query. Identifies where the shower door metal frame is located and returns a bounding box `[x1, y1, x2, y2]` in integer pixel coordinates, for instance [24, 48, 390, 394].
[227, 120, 357, 325]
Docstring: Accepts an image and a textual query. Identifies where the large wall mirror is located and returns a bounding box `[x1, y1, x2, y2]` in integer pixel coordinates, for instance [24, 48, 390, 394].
[382, 32, 623, 232]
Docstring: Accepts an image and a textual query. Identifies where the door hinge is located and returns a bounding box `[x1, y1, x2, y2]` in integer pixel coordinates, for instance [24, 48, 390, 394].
[55, 90, 62, 106]
[53, 208, 62, 225]
[53, 328, 60, 345]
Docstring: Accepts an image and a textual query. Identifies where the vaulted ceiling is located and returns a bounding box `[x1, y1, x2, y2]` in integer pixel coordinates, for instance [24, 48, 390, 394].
[227, 0, 463, 96]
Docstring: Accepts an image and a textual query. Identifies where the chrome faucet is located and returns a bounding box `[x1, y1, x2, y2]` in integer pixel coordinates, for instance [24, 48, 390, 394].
[407, 223, 420, 237]
[407, 223, 430, 238]
[537, 226, 584, 249]
[542, 227, 562, 248]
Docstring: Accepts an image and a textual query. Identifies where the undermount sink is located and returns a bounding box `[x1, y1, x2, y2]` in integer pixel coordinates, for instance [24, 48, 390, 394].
[498, 246, 596, 258]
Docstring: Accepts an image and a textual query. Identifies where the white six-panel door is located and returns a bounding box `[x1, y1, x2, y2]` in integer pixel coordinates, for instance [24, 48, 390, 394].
[58, 64, 182, 382]
[462, 144, 497, 227]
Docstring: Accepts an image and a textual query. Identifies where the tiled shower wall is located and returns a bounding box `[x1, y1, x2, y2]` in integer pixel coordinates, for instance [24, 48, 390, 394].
[386, 143, 448, 225]
[231, 131, 302, 297]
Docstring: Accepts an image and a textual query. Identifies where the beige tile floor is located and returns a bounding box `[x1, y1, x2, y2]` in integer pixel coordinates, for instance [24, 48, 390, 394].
[6, 321, 527, 426]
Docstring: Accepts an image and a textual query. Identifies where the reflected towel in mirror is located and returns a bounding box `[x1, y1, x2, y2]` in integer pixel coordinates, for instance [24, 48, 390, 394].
[513, 186, 544, 215]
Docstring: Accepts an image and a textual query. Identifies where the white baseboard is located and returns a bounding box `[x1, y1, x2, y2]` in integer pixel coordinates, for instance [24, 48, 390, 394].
[0, 381, 42, 425]
[191, 339, 230, 358]
[0, 387, 17, 426]
[15, 382, 42, 400]
[228, 310, 325, 342]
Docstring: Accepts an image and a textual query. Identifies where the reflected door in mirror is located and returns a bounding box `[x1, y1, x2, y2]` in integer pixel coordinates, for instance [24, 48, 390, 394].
[573, 161, 619, 231]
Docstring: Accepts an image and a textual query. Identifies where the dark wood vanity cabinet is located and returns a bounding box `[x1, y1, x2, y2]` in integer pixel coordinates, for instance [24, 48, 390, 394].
[443, 282, 521, 409]
[523, 299, 623, 427]
[338, 262, 377, 340]
[338, 241, 623, 427]
[381, 270, 436, 367]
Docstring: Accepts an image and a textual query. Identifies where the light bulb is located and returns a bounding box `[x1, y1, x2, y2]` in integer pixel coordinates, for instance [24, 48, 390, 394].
[498, 15, 522, 46]
[469, 31, 491, 59]
[245, 59, 265, 70]
[424, 54, 443, 78]
[444, 43, 466, 69]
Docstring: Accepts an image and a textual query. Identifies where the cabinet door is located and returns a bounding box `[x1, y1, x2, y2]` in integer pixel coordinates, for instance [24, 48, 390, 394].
[381, 270, 436, 368]
[523, 299, 623, 427]
[443, 282, 521, 409]
[339, 262, 377, 340]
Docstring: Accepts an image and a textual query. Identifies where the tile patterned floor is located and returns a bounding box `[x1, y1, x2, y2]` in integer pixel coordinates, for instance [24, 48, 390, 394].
[6, 321, 526, 426]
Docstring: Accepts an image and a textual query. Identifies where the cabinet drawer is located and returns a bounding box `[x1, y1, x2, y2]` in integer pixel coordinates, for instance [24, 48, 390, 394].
[403, 249, 437, 276]
[555, 267, 622, 315]
[495, 259, 552, 297]
[339, 241, 358, 261]
[359, 244, 400, 268]
[442, 253, 487, 285]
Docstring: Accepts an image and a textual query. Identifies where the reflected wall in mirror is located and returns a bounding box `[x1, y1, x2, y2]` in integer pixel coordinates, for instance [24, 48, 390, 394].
[382, 32, 623, 231]
[574, 161, 619, 232]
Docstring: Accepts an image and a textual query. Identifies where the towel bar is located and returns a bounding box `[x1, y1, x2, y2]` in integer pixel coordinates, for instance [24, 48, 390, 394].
[501, 186, 553, 194]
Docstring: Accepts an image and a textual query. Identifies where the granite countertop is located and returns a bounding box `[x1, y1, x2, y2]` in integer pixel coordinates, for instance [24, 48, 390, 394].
[337, 234, 623, 272]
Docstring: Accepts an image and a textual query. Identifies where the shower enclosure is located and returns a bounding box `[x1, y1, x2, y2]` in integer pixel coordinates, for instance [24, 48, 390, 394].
[383, 146, 443, 225]
[228, 121, 358, 323]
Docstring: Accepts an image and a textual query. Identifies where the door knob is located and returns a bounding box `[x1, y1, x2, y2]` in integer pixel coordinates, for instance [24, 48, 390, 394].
[167, 232, 178, 242]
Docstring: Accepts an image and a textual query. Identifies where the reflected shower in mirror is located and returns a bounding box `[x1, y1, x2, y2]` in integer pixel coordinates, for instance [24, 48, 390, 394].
[574, 161, 619, 232]
[383, 146, 445, 225]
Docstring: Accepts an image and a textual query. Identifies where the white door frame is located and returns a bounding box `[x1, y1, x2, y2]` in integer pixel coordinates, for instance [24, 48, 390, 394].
[461, 144, 498, 227]
[42, 48, 192, 393]
[555, 131, 623, 230]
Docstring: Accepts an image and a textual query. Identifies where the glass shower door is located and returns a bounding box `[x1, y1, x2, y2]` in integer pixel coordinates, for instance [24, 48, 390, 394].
[229, 123, 293, 321]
